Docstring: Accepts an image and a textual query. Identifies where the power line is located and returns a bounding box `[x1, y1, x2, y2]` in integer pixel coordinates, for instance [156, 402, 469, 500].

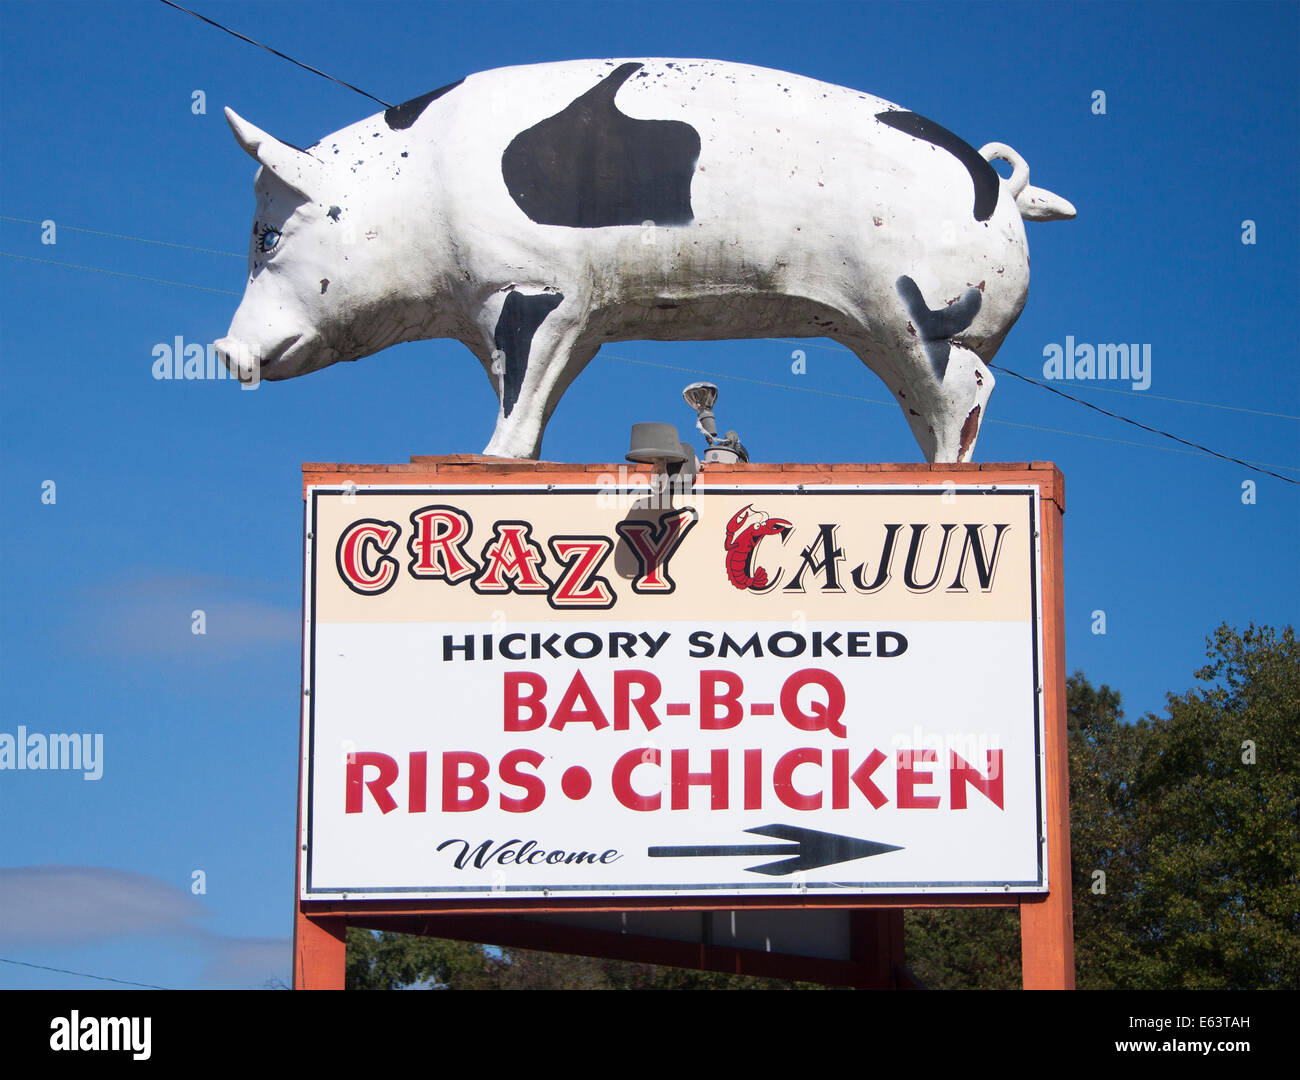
[1009, 377, 1299, 421]
[0, 955, 171, 990]
[0, 251, 241, 296]
[614, 354, 896, 409]
[7, 211, 1290, 431]
[146, 1, 1294, 479]
[2, 238, 1293, 476]
[5, 213, 1292, 479]
[988, 363, 1297, 485]
[608, 353, 1299, 477]
[157, 0, 393, 108]
[766, 338, 1296, 483]
[0, 215, 243, 259]
[771, 338, 1299, 421]
[5, 238, 1295, 479]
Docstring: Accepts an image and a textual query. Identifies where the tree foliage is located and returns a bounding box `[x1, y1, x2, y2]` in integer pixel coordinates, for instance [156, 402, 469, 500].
[1072, 623, 1298, 988]
[344, 930, 807, 989]
[345, 623, 1297, 989]
[346, 930, 499, 990]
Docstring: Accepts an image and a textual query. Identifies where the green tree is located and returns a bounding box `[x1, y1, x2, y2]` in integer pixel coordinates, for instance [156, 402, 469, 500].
[345, 929, 806, 989]
[1101, 624, 1299, 988]
[1067, 669, 1143, 987]
[903, 907, 1020, 989]
[346, 929, 499, 989]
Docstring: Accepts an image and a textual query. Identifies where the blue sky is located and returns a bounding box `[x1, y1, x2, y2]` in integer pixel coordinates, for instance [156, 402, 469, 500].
[0, 0, 1296, 989]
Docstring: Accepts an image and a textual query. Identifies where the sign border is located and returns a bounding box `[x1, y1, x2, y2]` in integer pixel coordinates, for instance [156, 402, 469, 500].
[300, 482, 1047, 900]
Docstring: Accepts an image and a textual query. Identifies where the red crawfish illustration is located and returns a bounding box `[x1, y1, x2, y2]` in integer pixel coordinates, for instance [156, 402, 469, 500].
[724, 505, 793, 590]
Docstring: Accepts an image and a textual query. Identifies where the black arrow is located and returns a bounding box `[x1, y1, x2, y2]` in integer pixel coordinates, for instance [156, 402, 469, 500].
[648, 824, 902, 876]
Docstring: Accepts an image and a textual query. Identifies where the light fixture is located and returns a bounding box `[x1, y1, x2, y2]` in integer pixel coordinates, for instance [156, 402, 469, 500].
[682, 381, 748, 463]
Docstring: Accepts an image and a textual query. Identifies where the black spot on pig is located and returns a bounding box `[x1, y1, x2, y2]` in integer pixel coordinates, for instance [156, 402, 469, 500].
[896, 276, 982, 381]
[875, 110, 1000, 221]
[493, 291, 565, 416]
[502, 62, 700, 228]
[383, 78, 465, 130]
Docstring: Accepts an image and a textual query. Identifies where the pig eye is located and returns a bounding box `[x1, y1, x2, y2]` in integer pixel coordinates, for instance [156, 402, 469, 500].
[259, 227, 281, 254]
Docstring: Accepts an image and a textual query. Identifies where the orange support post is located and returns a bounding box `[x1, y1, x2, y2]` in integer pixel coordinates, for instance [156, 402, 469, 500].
[293, 910, 347, 989]
[1019, 472, 1075, 988]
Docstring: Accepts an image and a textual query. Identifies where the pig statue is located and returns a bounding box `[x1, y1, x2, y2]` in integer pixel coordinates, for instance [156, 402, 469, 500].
[215, 58, 1074, 461]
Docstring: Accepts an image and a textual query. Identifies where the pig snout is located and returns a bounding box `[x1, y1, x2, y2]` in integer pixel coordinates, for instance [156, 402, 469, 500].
[212, 331, 306, 382]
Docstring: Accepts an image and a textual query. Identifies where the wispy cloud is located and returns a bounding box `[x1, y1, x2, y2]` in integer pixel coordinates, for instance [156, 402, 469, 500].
[0, 866, 290, 988]
[70, 575, 298, 659]
[0, 865, 206, 944]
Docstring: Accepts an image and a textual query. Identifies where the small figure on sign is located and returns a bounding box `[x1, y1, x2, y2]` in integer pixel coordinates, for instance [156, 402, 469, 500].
[724, 505, 792, 591]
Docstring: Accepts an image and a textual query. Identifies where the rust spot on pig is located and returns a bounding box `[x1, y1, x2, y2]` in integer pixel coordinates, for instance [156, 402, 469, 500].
[958, 405, 981, 459]
[320, 279, 329, 294]
[873, 216, 883, 226]
[906, 321, 916, 336]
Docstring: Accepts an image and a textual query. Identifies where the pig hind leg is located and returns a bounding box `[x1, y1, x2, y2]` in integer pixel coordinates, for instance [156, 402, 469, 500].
[838, 277, 995, 462]
[890, 276, 994, 462]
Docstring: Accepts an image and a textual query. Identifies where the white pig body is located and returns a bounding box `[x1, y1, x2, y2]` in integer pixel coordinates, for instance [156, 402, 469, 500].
[217, 58, 1074, 460]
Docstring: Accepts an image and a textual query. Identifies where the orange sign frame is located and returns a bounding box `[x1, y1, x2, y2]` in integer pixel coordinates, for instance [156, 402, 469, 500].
[292, 456, 1073, 989]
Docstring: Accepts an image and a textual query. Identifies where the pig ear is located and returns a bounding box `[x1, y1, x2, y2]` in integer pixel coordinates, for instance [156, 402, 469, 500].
[224, 107, 326, 199]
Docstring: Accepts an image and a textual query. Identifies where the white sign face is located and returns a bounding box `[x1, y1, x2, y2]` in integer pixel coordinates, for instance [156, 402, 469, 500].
[301, 483, 1047, 900]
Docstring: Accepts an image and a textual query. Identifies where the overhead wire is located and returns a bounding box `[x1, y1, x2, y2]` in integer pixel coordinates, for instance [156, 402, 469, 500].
[0, 215, 244, 259]
[4, 219, 1294, 482]
[772, 338, 1300, 421]
[609, 354, 1300, 477]
[10, 7, 1296, 485]
[988, 364, 1297, 484]
[0, 250, 242, 296]
[156, 0, 393, 108]
[0, 955, 172, 990]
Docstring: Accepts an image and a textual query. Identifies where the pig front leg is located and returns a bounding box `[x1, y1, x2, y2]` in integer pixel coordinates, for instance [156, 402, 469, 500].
[475, 287, 597, 459]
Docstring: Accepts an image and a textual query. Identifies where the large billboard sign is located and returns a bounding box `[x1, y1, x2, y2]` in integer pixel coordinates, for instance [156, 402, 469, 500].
[301, 481, 1046, 900]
